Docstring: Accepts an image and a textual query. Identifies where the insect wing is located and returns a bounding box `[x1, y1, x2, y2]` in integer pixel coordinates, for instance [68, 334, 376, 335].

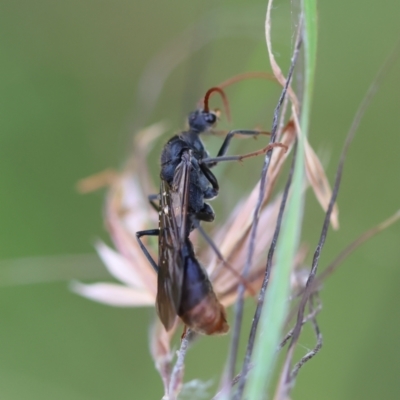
[157, 180, 182, 330]
[156, 151, 192, 330]
[170, 150, 191, 241]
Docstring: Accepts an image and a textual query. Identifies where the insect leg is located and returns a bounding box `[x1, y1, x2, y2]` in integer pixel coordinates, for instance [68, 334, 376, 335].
[190, 217, 255, 296]
[136, 229, 160, 273]
[201, 142, 288, 165]
[202, 129, 287, 166]
[147, 194, 159, 212]
[195, 203, 215, 223]
[199, 163, 219, 199]
[217, 129, 269, 158]
[204, 129, 268, 168]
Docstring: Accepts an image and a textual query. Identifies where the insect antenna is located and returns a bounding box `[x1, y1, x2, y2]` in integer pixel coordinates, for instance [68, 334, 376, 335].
[197, 71, 280, 127]
[202, 87, 231, 122]
[217, 71, 277, 90]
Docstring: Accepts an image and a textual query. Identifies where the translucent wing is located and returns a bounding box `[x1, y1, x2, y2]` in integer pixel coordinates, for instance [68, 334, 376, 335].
[156, 150, 192, 330]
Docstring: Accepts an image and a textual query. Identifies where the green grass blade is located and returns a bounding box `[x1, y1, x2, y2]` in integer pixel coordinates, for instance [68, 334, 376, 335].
[245, 1, 318, 399]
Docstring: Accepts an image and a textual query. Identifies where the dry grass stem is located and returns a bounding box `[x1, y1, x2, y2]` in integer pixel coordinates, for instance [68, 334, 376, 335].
[275, 37, 400, 400]
[265, 0, 339, 229]
[224, 11, 303, 394]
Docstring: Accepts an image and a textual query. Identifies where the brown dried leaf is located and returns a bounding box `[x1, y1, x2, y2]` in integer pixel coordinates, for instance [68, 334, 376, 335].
[207, 121, 296, 278]
[265, 2, 300, 114]
[76, 169, 118, 194]
[304, 140, 339, 229]
[211, 193, 282, 299]
[265, 2, 339, 229]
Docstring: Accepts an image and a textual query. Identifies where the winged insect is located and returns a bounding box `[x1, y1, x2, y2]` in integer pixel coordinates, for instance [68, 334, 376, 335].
[137, 149, 229, 334]
[136, 85, 287, 333]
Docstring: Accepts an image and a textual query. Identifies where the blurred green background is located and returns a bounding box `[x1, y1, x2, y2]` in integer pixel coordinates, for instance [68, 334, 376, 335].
[0, 0, 399, 399]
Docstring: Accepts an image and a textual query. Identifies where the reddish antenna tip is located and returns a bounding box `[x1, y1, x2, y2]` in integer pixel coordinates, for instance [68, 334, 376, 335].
[203, 87, 231, 123]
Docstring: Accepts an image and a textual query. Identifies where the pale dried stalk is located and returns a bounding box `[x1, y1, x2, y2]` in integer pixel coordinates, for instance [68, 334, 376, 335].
[274, 37, 400, 400]
[265, 0, 339, 229]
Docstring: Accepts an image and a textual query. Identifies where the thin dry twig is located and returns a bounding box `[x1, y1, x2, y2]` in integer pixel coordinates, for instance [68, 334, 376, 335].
[232, 14, 304, 398]
[167, 330, 193, 400]
[265, 0, 339, 229]
[234, 141, 298, 399]
[283, 210, 400, 332]
[288, 301, 323, 385]
[208, 119, 296, 281]
[278, 296, 322, 351]
[223, 27, 303, 393]
[311, 209, 400, 291]
[274, 297, 323, 400]
[212, 368, 251, 400]
[150, 320, 175, 396]
[275, 38, 400, 400]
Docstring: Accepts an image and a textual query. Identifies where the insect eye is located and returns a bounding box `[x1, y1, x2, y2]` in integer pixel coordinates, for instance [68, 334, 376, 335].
[204, 113, 217, 124]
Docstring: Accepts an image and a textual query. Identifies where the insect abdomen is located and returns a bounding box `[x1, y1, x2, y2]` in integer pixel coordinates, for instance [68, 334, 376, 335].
[178, 240, 229, 335]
